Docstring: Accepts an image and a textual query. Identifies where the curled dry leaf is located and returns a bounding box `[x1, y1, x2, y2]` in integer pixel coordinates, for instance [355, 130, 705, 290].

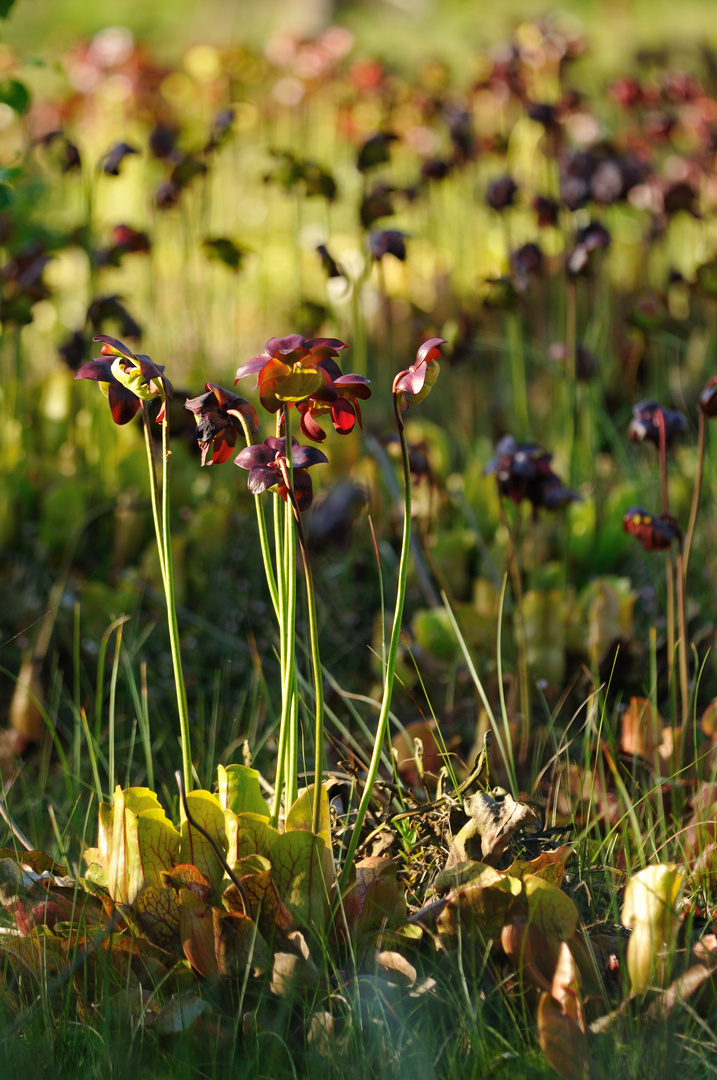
[448, 790, 538, 867]
[341, 857, 406, 935]
[506, 845, 574, 886]
[152, 993, 214, 1034]
[619, 697, 663, 761]
[270, 947, 320, 997]
[537, 993, 590, 1080]
[375, 949, 417, 987]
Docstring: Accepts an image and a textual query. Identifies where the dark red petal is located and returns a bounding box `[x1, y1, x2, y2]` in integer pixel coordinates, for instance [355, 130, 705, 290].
[93, 334, 137, 360]
[107, 382, 141, 425]
[75, 358, 116, 382]
[265, 334, 307, 355]
[316, 356, 343, 382]
[210, 431, 236, 465]
[394, 367, 427, 396]
[415, 337, 446, 366]
[235, 443, 275, 469]
[331, 398, 357, 434]
[293, 469, 314, 511]
[235, 354, 270, 381]
[247, 465, 278, 494]
[305, 337, 347, 350]
[292, 445, 329, 468]
[300, 408, 327, 442]
[335, 374, 372, 399]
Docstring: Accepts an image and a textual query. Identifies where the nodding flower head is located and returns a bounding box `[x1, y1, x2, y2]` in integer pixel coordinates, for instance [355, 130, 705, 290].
[234, 436, 328, 512]
[485, 434, 580, 514]
[393, 338, 445, 412]
[629, 400, 687, 449]
[74, 335, 172, 425]
[184, 383, 258, 466]
[623, 506, 681, 551]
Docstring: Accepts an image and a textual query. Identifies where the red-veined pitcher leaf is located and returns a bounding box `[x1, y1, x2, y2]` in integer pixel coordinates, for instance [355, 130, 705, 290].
[271, 831, 332, 930]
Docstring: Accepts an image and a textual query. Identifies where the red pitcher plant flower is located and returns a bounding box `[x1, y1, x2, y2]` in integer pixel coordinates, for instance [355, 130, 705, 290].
[74, 334, 172, 425]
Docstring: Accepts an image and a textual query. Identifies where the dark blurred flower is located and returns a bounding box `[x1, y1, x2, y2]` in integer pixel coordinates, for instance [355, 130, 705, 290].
[316, 244, 343, 278]
[305, 480, 368, 554]
[527, 101, 560, 130]
[663, 181, 699, 217]
[101, 142, 139, 176]
[629, 399, 687, 448]
[97, 225, 151, 268]
[149, 123, 180, 161]
[486, 174, 518, 211]
[510, 242, 544, 291]
[356, 131, 398, 172]
[264, 149, 337, 201]
[393, 338, 445, 411]
[87, 294, 142, 339]
[57, 330, 86, 370]
[566, 220, 611, 277]
[38, 130, 81, 173]
[202, 237, 250, 271]
[421, 157, 452, 181]
[699, 377, 717, 417]
[235, 435, 328, 511]
[235, 334, 347, 414]
[204, 107, 235, 154]
[368, 229, 407, 261]
[184, 383, 258, 466]
[75, 335, 172, 425]
[485, 435, 579, 512]
[443, 104, 474, 161]
[360, 183, 395, 228]
[623, 506, 681, 551]
[533, 195, 560, 227]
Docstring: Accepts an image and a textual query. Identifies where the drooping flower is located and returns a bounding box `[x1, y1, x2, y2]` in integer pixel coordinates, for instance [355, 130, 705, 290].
[184, 383, 258, 466]
[629, 400, 687, 448]
[235, 334, 347, 414]
[393, 338, 445, 411]
[699, 376, 717, 417]
[484, 435, 579, 512]
[74, 335, 172, 425]
[296, 370, 371, 442]
[623, 507, 681, 551]
[234, 436, 328, 512]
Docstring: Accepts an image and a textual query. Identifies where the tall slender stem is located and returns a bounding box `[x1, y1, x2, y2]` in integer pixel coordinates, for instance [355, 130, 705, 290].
[340, 392, 413, 883]
[683, 409, 706, 576]
[161, 396, 193, 791]
[234, 411, 279, 620]
[279, 461, 325, 835]
[140, 397, 192, 792]
[656, 411, 676, 690]
[271, 408, 298, 825]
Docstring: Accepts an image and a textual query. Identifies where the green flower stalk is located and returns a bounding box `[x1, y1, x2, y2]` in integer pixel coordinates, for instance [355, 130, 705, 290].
[340, 338, 445, 882]
[76, 336, 194, 792]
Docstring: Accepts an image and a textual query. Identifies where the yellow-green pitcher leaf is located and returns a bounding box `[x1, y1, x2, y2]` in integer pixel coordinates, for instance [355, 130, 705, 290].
[525, 874, 579, 947]
[286, 785, 330, 850]
[233, 812, 280, 862]
[180, 790, 227, 895]
[271, 831, 333, 930]
[217, 764, 270, 817]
